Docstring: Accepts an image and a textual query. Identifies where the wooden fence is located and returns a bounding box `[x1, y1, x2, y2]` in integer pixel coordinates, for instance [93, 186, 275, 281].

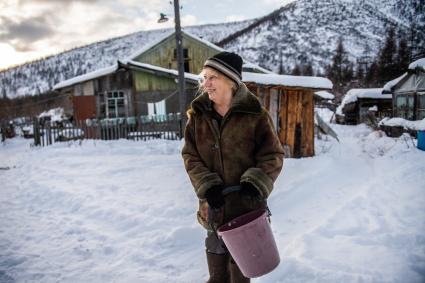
[33, 114, 183, 146]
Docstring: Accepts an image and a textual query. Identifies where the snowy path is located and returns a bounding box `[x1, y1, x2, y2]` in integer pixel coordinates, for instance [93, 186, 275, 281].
[1, 124, 424, 283]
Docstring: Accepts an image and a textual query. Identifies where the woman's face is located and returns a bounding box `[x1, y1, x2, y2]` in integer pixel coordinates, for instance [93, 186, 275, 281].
[201, 68, 234, 104]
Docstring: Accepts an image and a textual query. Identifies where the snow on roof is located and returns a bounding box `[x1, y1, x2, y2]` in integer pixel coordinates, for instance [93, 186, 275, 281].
[124, 30, 175, 62]
[53, 64, 118, 90]
[337, 88, 391, 115]
[383, 58, 425, 93]
[126, 60, 200, 82]
[242, 62, 273, 74]
[343, 88, 391, 104]
[408, 58, 425, 71]
[38, 107, 67, 122]
[53, 60, 202, 90]
[379, 117, 425, 131]
[382, 73, 407, 93]
[242, 72, 333, 89]
[315, 90, 335, 100]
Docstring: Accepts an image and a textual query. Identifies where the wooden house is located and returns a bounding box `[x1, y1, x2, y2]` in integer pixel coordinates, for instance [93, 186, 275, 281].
[53, 30, 334, 158]
[383, 58, 425, 121]
[336, 88, 392, 125]
[54, 61, 199, 120]
[53, 30, 269, 121]
[242, 72, 332, 158]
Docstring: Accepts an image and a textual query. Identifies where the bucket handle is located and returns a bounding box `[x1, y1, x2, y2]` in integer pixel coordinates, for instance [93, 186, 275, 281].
[263, 200, 272, 223]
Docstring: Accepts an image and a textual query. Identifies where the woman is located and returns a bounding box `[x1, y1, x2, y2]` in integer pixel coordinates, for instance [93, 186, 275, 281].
[182, 52, 284, 283]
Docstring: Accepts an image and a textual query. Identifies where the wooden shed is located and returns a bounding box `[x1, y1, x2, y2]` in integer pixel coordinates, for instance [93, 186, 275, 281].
[242, 72, 333, 158]
[336, 88, 392, 125]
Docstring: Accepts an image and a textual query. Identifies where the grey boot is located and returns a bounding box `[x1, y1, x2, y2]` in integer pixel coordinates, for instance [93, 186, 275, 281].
[206, 251, 230, 283]
[229, 258, 250, 283]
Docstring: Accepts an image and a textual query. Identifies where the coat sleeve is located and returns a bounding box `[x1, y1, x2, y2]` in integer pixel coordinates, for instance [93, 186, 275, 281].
[240, 110, 284, 198]
[181, 114, 223, 199]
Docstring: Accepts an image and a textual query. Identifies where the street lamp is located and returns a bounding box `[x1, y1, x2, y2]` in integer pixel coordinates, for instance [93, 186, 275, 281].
[157, 13, 169, 23]
[158, 0, 186, 129]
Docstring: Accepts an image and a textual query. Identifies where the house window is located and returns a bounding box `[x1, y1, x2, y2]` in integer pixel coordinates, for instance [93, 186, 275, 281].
[106, 91, 125, 118]
[418, 93, 425, 120]
[147, 100, 166, 116]
[395, 94, 414, 120]
[173, 48, 190, 72]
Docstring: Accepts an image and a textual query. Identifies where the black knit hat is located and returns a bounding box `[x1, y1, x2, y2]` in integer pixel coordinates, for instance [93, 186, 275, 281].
[204, 52, 243, 85]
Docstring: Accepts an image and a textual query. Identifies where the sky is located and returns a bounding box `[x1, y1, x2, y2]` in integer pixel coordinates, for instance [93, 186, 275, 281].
[0, 0, 295, 70]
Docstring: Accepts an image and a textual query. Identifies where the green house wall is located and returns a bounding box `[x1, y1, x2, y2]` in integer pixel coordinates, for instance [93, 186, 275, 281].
[133, 70, 177, 92]
[133, 33, 220, 75]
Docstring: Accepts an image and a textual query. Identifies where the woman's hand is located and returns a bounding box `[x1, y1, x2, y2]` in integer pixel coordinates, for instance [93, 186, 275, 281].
[205, 186, 225, 208]
[240, 182, 260, 198]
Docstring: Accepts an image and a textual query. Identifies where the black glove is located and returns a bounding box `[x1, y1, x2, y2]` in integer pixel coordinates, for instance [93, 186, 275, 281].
[205, 185, 225, 209]
[240, 182, 260, 198]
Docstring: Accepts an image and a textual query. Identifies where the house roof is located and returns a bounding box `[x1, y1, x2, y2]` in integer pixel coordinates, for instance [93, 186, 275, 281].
[336, 88, 391, 115]
[382, 73, 408, 93]
[408, 58, 425, 72]
[126, 60, 199, 82]
[53, 63, 119, 90]
[314, 90, 335, 100]
[124, 30, 175, 62]
[382, 57, 425, 93]
[242, 72, 333, 89]
[53, 60, 200, 90]
[124, 29, 273, 74]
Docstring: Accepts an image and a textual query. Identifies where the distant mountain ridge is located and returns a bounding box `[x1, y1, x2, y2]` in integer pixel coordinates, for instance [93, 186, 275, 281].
[1, 0, 423, 99]
[221, 0, 424, 74]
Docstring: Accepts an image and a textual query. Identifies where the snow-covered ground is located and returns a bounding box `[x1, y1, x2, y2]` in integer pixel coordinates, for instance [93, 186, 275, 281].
[1, 116, 424, 283]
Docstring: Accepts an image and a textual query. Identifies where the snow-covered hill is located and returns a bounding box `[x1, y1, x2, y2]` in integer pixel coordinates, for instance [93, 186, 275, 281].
[1, 116, 424, 282]
[0, 20, 253, 99]
[1, 0, 423, 99]
[222, 0, 424, 74]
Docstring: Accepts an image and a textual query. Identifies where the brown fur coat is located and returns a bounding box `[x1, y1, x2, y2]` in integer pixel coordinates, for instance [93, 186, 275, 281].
[182, 83, 284, 202]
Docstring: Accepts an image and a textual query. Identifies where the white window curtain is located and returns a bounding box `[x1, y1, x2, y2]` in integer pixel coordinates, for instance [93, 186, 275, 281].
[147, 100, 166, 116]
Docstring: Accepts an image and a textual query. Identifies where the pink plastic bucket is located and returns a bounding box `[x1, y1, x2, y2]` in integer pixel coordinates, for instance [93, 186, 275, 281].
[217, 209, 280, 278]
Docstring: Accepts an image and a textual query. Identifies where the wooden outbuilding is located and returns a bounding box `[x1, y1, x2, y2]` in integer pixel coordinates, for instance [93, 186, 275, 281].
[336, 88, 392, 125]
[243, 72, 333, 158]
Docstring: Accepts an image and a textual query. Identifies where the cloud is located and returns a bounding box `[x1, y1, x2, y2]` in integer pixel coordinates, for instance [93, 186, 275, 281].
[181, 14, 197, 26]
[0, 0, 191, 68]
[18, 0, 98, 4]
[0, 15, 55, 51]
[225, 15, 247, 22]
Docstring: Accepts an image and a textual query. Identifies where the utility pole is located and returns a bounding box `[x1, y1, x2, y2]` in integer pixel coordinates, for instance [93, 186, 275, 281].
[173, 0, 186, 121]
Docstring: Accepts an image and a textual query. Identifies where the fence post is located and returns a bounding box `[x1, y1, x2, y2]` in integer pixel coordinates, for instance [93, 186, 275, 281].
[33, 118, 40, 146]
[47, 123, 52, 145]
[179, 116, 183, 140]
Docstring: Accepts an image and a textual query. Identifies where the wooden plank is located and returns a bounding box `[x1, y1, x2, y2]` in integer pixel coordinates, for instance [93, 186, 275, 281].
[264, 87, 270, 111]
[278, 88, 288, 148]
[303, 91, 315, 157]
[315, 111, 339, 142]
[294, 90, 303, 158]
[285, 90, 297, 157]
